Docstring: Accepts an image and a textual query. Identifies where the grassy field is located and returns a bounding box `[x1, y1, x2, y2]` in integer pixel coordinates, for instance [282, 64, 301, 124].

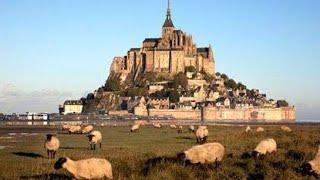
[0, 124, 319, 180]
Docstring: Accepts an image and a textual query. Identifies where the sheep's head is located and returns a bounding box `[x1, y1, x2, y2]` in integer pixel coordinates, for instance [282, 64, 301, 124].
[87, 134, 95, 141]
[297, 162, 317, 177]
[54, 157, 67, 170]
[177, 152, 186, 163]
[46, 134, 54, 141]
[252, 151, 260, 158]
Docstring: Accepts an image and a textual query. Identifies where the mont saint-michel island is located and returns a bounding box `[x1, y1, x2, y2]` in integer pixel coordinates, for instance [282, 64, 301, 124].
[60, 2, 295, 123]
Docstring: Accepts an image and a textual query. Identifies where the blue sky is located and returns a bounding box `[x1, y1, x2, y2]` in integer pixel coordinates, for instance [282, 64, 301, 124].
[0, 0, 319, 120]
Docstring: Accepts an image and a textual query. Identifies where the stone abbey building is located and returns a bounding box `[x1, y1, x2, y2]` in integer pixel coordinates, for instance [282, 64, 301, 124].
[110, 0, 215, 79]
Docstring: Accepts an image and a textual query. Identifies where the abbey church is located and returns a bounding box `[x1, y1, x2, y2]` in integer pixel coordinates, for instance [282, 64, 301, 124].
[110, 0, 215, 79]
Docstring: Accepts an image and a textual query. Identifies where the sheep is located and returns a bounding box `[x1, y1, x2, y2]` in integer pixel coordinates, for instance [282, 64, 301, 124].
[298, 146, 320, 177]
[256, 127, 264, 133]
[189, 125, 195, 133]
[280, 126, 292, 132]
[252, 138, 277, 157]
[177, 125, 183, 133]
[195, 126, 209, 144]
[68, 125, 82, 134]
[44, 134, 60, 159]
[170, 124, 177, 129]
[54, 157, 113, 179]
[131, 123, 140, 132]
[153, 123, 161, 128]
[87, 130, 102, 150]
[245, 126, 251, 133]
[82, 125, 94, 134]
[62, 124, 71, 131]
[177, 142, 225, 167]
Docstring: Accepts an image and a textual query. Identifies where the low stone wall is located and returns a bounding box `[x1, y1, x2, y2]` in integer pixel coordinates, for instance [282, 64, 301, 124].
[134, 106, 296, 122]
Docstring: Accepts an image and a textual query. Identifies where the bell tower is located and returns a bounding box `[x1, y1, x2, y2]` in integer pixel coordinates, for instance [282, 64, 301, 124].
[162, 0, 175, 38]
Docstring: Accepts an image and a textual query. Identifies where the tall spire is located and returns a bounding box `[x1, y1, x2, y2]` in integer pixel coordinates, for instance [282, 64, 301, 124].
[167, 0, 171, 19]
[163, 0, 174, 28]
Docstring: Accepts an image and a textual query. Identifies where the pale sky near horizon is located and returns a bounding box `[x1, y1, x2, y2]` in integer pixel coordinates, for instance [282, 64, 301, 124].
[0, 0, 319, 120]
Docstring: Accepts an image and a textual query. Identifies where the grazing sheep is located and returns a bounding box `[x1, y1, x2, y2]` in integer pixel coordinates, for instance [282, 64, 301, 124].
[189, 125, 195, 133]
[177, 125, 183, 133]
[195, 126, 209, 144]
[245, 126, 251, 133]
[253, 138, 277, 157]
[113, 124, 117, 127]
[62, 124, 71, 131]
[82, 125, 94, 134]
[131, 123, 140, 132]
[153, 123, 161, 128]
[54, 157, 113, 179]
[135, 120, 147, 126]
[87, 130, 102, 150]
[68, 125, 82, 134]
[177, 143, 225, 166]
[299, 146, 320, 177]
[280, 126, 292, 132]
[44, 134, 60, 159]
[256, 127, 264, 133]
[170, 124, 177, 129]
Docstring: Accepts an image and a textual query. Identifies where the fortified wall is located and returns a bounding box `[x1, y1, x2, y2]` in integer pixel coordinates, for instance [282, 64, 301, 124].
[134, 106, 296, 122]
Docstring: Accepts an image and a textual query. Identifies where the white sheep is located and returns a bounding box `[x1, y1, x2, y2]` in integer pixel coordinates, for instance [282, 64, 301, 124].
[195, 126, 209, 144]
[253, 138, 277, 157]
[54, 157, 113, 179]
[62, 124, 71, 131]
[245, 126, 251, 133]
[44, 134, 60, 159]
[82, 125, 94, 134]
[256, 127, 264, 133]
[170, 124, 177, 129]
[299, 146, 320, 177]
[177, 125, 183, 133]
[189, 125, 195, 133]
[280, 126, 292, 132]
[68, 125, 82, 134]
[87, 130, 102, 150]
[153, 123, 161, 128]
[131, 123, 140, 132]
[177, 142, 225, 166]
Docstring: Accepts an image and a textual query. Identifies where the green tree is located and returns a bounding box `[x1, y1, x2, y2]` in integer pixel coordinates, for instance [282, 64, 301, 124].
[237, 82, 247, 90]
[172, 72, 188, 89]
[276, 100, 289, 107]
[167, 90, 180, 103]
[126, 87, 149, 97]
[224, 79, 237, 90]
[215, 72, 221, 77]
[221, 73, 229, 80]
[105, 77, 121, 91]
[185, 66, 197, 72]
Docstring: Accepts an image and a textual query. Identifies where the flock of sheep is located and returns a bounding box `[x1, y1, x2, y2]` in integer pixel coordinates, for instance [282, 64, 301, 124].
[42, 123, 320, 179]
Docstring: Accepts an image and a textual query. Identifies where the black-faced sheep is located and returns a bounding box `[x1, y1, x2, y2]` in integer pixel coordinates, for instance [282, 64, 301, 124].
[280, 126, 292, 132]
[298, 146, 320, 177]
[189, 125, 195, 133]
[245, 126, 251, 133]
[256, 127, 264, 133]
[195, 126, 209, 144]
[170, 124, 177, 129]
[68, 125, 82, 134]
[153, 123, 161, 128]
[252, 138, 277, 157]
[87, 130, 102, 150]
[82, 125, 94, 134]
[131, 123, 140, 132]
[177, 143, 225, 167]
[44, 134, 60, 159]
[54, 157, 113, 179]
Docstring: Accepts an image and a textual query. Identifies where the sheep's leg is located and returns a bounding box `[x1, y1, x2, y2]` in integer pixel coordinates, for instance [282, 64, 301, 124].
[94, 144, 96, 150]
[100, 142, 102, 149]
[53, 151, 56, 159]
[47, 150, 50, 158]
[90, 144, 93, 150]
